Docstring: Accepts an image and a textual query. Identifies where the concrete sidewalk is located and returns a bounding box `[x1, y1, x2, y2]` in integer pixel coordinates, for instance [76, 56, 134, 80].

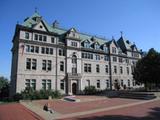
[21, 101, 61, 120]
[20, 98, 160, 120]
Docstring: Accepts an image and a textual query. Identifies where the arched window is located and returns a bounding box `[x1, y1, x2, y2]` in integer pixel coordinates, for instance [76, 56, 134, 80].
[72, 55, 77, 74]
[72, 55, 77, 64]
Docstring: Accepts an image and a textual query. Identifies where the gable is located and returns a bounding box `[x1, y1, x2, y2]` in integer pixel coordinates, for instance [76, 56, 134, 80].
[33, 21, 48, 32]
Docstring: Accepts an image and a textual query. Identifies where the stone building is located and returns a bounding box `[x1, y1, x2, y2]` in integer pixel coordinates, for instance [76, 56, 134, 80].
[10, 12, 142, 96]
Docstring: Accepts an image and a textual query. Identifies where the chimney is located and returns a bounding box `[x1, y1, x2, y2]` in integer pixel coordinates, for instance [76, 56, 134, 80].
[52, 20, 59, 28]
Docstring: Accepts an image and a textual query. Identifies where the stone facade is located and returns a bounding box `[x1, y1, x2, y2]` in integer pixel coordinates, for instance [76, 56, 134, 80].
[10, 12, 143, 96]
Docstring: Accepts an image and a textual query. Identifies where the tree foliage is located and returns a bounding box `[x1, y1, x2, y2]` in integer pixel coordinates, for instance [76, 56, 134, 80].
[133, 48, 160, 90]
[0, 76, 9, 98]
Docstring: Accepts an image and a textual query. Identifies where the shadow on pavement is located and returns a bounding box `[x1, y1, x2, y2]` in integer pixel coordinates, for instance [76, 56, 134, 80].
[75, 107, 160, 120]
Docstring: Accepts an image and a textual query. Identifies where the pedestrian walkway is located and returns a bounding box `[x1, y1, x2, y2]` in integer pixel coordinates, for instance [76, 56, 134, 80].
[19, 96, 159, 120]
[56, 98, 160, 119]
[0, 103, 43, 120]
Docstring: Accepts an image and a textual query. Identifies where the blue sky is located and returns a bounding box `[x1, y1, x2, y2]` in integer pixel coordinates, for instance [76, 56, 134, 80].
[0, 0, 160, 79]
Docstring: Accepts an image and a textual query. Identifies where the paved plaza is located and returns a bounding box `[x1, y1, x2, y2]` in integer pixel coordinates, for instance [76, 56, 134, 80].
[0, 96, 160, 120]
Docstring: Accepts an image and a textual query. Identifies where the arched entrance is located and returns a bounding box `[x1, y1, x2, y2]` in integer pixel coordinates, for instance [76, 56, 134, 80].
[72, 83, 77, 95]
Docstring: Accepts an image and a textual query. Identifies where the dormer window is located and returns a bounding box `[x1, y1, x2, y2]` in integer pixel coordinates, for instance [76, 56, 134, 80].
[84, 41, 90, 48]
[112, 47, 116, 53]
[104, 47, 108, 52]
[95, 44, 99, 50]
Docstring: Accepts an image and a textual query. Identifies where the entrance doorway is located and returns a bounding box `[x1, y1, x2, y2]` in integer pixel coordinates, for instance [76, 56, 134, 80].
[72, 83, 77, 95]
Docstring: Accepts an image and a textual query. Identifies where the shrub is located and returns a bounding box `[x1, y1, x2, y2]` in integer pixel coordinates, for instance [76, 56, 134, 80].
[18, 88, 62, 100]
[84, 86, 97, 95]
[13, 93, 23, 101]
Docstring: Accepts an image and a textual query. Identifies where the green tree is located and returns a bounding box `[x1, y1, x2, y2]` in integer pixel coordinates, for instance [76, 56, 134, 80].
[133, 48, 160, 90]
[0, 76, 9, 98]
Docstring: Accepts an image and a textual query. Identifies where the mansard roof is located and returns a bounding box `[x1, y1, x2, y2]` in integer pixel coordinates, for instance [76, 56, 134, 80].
[117, 36, 140, 52]
[21, 12, 141, 54]
[22, 12, 108, 45]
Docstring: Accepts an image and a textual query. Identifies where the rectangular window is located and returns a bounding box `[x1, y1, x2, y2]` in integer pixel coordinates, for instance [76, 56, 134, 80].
[47, 80, 51, 90]
[51, 37, 55, 43]
[50, 48, 53, 55]
[127, 67, 129, 74]
[32, 59, 37, 70]
[97, 80, 100, 88]
[88, 64, 91, 72]
[25, 79, 36, 90]
[128, 79, 130, 87]
[71, 41, 77, 47]
[42, 60, 46, 70]
[35, 46, 39, 53]
[34, 34, 38, 40]
[96, 64, 100, 73]
[120, 66, 123, 74]
[126, 58, 129, 64]
[82, 52, 93, 59]
[105, 65, 109, 73]
[42, 79, 46, 90]
[42, 79, 51, 90]
[106, 80, 110, 88]
[60, 80, 64, 90]
[25, 32, 29, 39]
[84, 63, 91, 73]
[59, 49, 65, 56]
[47, 60, 52, 71]
[119, 57, 123, 63]
[39, 35, 42, 41]
[26, 45, 30, 52]
[96, 55, 100, 60]
[104, 55, 109, 61]
[26, 58, 37, 70]
[84, 42, 90, 48]
[43, 36, 47, 42]
[112, 47, 116, 53]
[104, 47, 108, 52]
[60, 61, 64, 71]
[31, 79, 36, 90]
[113, 57, 117, 62]
[114, 66, 117, 74]
[46, 47, 49, 54]
[41, 47, 45, 54]
[30, 46, 34, 53]
[84, 63, 88, 72]
[26, 58, 31, 70]
[25, 79, 30, 89]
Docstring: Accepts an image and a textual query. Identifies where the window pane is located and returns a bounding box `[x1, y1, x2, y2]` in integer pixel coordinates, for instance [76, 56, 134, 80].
[47, 60, 52, 71]
[41, 47, 45, 54]
[35, 46, 39, 53]
[39, 35, 42, 41]
[30, 46, 34, 53]
[26, 45, 30, 52]
[50, 48, 53, 55]
[43, 36, 47, 42]
[26, 58, 31, 70]
[34, 34, 38, 40]
[32, 59, 37, 70]
[25, 32, 29, 39]
[42, 60, 46, 70]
